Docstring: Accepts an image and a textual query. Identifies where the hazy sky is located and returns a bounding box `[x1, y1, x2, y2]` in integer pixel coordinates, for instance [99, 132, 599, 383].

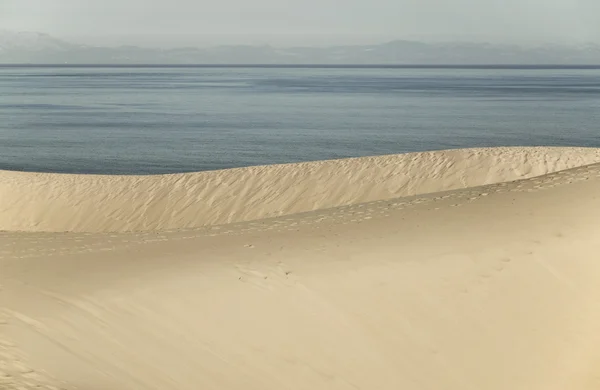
[2, 0, 599, 47]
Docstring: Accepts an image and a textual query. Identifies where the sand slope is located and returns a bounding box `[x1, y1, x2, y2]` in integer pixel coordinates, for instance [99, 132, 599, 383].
[2, 149, 600, 389]
[2, 146, 600, 232]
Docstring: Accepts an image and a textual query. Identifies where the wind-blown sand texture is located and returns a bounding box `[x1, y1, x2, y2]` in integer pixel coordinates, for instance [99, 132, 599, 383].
[2, 147, 600, 232]
[2, 146, 600, 389]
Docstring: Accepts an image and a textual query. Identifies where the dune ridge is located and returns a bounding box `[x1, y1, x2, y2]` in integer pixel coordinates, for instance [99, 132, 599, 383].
[2, 146, 600, 233]
[2, 154, 600, 389]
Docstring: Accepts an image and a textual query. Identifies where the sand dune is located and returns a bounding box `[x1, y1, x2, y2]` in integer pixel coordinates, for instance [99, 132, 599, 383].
[2, 146, 600, 232]
[2, 148, 600, 389]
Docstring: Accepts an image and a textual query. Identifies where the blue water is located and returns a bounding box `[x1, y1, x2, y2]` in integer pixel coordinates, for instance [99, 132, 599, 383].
[1, 66, 599, 174]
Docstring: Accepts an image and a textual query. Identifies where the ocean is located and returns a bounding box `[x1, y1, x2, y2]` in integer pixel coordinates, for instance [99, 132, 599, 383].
[1, 65, 599, 174]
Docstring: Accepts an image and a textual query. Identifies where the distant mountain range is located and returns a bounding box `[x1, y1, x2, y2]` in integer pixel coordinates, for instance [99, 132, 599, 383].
[1, 31, 600, 65]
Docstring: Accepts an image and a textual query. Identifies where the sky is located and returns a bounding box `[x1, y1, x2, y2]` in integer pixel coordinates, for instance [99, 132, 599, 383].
[1, 0, 600, 47]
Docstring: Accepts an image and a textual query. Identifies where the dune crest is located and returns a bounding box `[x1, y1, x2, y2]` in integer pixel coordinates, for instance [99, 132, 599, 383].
[2, 147, 600, 233]
[2, 146, 600, 233]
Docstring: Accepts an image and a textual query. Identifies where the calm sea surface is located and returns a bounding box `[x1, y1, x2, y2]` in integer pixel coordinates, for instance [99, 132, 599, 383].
[1, 66, 599, 174]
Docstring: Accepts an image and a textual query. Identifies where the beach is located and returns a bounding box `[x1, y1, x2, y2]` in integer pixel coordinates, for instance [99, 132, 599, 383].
[2, 146, 600, 389]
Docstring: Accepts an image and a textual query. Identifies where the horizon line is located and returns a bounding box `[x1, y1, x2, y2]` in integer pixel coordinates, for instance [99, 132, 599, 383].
[1, 64, 600, 69]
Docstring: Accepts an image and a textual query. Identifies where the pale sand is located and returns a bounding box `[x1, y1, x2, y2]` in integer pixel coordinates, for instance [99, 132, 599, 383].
[2, 146, 600, 233]
[1, 147, 600, 389]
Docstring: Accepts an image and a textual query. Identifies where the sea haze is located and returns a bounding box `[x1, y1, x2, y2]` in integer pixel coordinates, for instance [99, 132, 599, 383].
[1, 66, 599, 175]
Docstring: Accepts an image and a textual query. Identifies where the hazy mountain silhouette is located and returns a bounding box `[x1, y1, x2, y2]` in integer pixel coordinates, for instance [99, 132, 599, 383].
[1, 31, 599, 65]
